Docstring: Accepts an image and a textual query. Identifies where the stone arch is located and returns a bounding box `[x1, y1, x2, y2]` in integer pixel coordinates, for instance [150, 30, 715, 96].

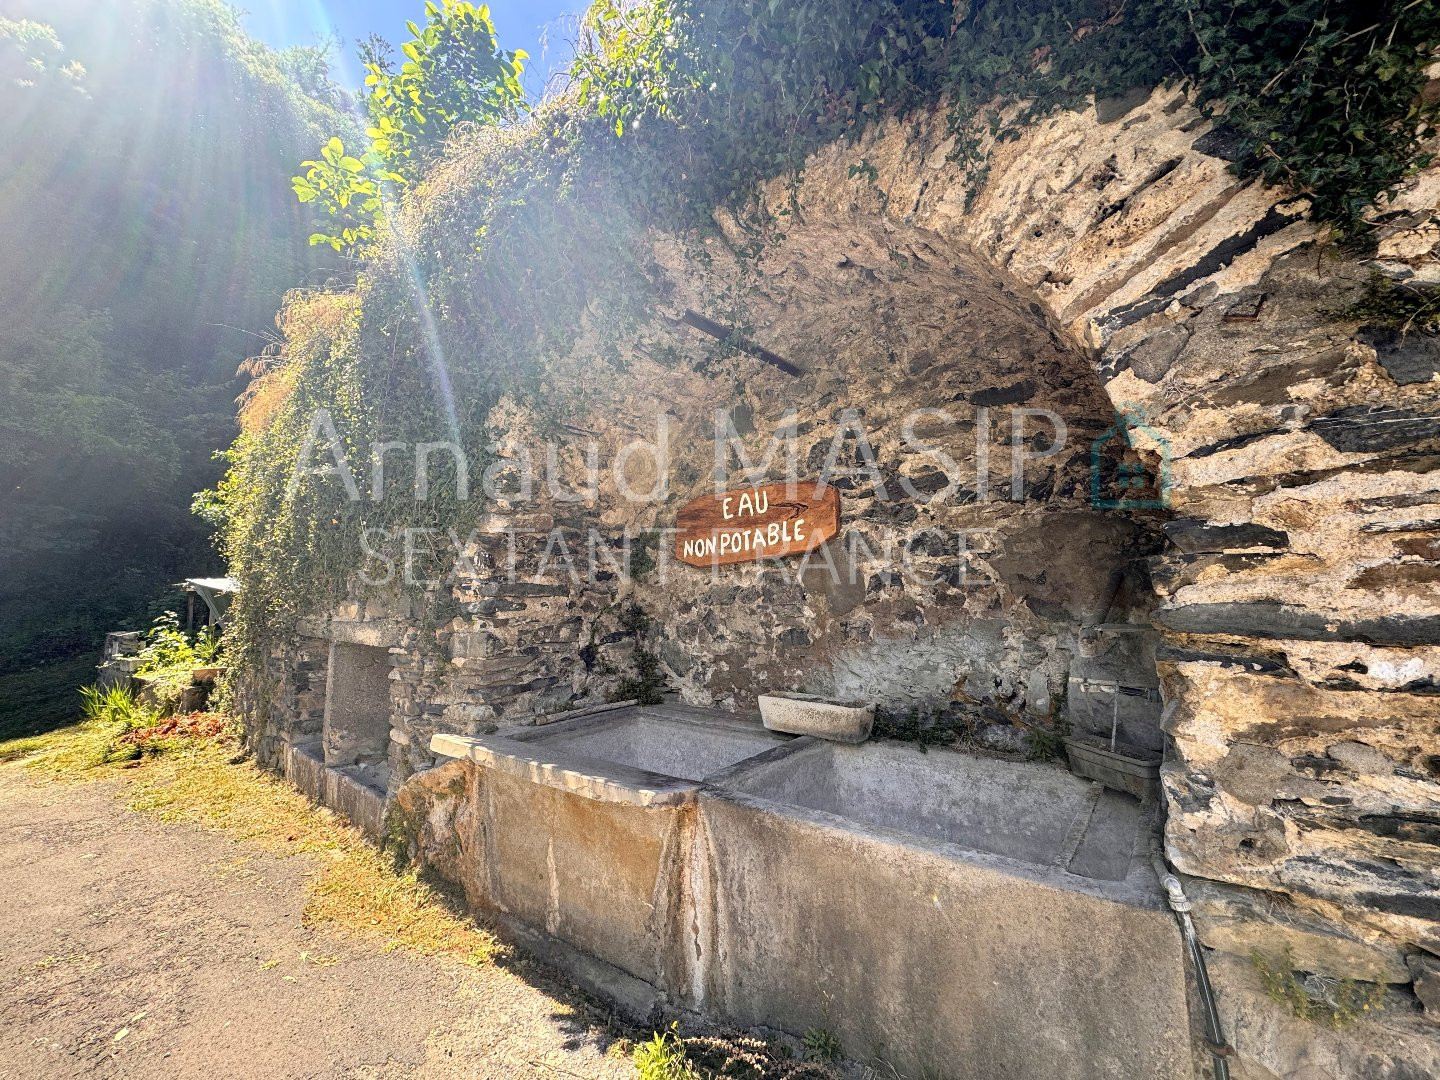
[430, 83, 1440, 1066]
[460, 207, 1166, 745]
[759, 85, 1440, 1022]
[260, 78, 1440, 1076]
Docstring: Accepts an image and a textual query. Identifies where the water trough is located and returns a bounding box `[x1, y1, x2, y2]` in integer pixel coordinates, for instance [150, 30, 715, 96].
[429, 704, 1193, 1079]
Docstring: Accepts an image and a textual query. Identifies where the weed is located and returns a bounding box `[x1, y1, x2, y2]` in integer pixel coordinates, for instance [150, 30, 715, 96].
[634, 1023, 842, 1080]
[79, 683, 155, 730]
[634, 1024, 701, 1080]
[1335, 272, 1440, 335]
[1024, 725, 1068, 763]
[871, 705, 976, 751]
[618, 648, 667, 706]
[802, 1028, 842, 1064]
[1251, 947, 1386, 1029]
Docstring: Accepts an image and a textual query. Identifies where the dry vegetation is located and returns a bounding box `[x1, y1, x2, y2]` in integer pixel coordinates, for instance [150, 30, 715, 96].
[1, 721, 497, 966]
[1, 715, 845, 1079]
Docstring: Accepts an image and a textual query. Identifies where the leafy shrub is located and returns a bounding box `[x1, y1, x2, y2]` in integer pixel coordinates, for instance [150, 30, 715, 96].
[573, 0, 1440, 241]
[133, 612, 222, 715]
[136, 611, 220, 675]
[293, 0, 527, 254]
[634, 1024, 702, 1080]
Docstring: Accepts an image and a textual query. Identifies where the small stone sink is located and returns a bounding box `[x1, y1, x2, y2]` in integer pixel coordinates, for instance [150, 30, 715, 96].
[757, 692, 874, 742]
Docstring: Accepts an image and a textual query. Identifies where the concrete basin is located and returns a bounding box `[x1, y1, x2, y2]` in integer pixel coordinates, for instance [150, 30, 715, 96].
[698, 739, 1193, 1079]
[511, 702, 794, 782]
[426, 712, 1193, 1076]
[429, 703, 794, 1013]
[718, 738, 1146, 880]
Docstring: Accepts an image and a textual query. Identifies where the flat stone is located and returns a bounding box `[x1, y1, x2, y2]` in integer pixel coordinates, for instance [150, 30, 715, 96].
[1094, 85, 1152, 123]
[1163, 518, 1289, 553]
[1359, 324, 1440, 385]
[1153, 602, 1440, 646]
[1309, 405, 1440, 454]
[1406, 952, 1440, 1020]
[430, 732, 700, 808]
[1189, 879, 1411, 982]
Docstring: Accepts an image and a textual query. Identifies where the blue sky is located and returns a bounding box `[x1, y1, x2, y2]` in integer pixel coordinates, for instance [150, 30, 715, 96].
[240, 1, 587, 98]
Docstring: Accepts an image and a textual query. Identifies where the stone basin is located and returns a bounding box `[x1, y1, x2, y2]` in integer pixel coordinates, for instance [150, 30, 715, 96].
[427, 712, 1192, 1078]
[428, 703, 794, 1012]
[717, 737, 1147, 880]
[507, 701, 794, 783]
[699, 738, 1193, 1079]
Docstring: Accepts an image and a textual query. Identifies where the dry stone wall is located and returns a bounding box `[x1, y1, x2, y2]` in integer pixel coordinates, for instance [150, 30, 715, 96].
[798, 84, 1439, 1071]
[253, 80, 1440, 1075]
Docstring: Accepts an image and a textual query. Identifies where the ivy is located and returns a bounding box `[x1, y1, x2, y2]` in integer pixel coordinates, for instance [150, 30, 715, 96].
[574, 0, 1440, 240]
[215, 0, 1440, 711]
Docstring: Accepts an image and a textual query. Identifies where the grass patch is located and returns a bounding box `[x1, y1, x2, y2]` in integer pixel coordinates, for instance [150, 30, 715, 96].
[0, 655, 105, 742]
[2, 722, 497, 967]
[1251, 947, 1387, 1029]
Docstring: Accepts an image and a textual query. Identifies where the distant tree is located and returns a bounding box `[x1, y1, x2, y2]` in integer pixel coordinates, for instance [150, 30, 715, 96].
[0, 17, 87, 92]
[292, 0, 528, 254]
[0, 0, 356, 733]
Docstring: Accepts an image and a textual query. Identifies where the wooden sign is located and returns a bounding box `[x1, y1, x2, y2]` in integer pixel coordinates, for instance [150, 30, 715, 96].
[675, 482, 840, 567]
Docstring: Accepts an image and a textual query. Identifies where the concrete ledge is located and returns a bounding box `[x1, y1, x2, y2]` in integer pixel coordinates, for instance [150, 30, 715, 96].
[284, 742, 326, 803]
[429, 733, 699, 808]
[283, 741, 387, 840]
[325, 766, 387, 840]
[496, 914, 663, 1024]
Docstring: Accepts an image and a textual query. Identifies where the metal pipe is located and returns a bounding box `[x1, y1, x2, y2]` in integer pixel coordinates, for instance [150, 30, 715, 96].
[1150, 838, 1233, 1079]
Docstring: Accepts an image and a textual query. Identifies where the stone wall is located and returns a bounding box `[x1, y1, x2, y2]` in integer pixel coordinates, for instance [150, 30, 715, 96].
[251, 80, 1440, 1075]
[802, 84, 1439, 1073]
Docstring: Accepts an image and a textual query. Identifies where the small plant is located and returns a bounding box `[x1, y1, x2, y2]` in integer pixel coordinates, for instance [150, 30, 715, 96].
[627, 529, 660, 582]
[634, 1023, 702, 1080]
[132, 612, 224, 715]
[801, 1028, 841, 1064]
[872, 705, 977, 751]
[1336, 272, 1440, 335]
[614, 602, 667, 705]
[618, 648, 667, 706]
[79, 683, 153, 731]
[1024, 724, 1068, 763]
[634, 1024, 841, 1080]
[74, 683, 161, 765]
[1251, 947, 1386, 1029]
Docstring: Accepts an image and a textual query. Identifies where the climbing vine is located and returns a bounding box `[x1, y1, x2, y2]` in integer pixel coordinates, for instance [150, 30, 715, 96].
[212, 0, 1440, 704]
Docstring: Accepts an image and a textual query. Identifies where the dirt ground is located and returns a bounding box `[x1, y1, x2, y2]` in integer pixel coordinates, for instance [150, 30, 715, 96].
[0, 763, 635, 1080]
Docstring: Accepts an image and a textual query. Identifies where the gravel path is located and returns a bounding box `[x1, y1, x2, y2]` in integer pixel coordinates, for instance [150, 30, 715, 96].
[0, 763, 635, 1080]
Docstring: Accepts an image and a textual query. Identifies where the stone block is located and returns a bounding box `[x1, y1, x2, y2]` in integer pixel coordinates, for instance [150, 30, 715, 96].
[1407, 952, 1440, 1021]
[1188, 879, 1411, 983]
